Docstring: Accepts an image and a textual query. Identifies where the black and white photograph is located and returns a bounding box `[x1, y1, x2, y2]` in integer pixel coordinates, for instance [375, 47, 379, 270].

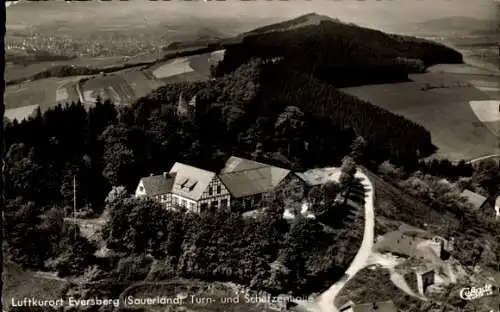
[2, 0, 500, 311]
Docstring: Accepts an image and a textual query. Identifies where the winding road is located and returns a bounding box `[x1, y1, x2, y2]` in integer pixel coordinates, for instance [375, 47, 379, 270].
[296, 169, 375, 312]
[466, 154, 500, 164]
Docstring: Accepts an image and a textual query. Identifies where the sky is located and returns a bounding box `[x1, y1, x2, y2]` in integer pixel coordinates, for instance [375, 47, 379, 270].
[6, 0, 499, 32]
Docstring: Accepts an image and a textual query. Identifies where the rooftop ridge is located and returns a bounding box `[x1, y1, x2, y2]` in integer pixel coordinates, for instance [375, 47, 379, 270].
[171, 162, 216, 175]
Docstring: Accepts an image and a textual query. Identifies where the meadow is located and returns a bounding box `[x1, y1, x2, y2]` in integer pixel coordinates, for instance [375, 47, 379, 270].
[3, 49, 225, 112]
[341, 71, 500, 161]
[4, 76, 85, 111]
[469, 100, 500, 135]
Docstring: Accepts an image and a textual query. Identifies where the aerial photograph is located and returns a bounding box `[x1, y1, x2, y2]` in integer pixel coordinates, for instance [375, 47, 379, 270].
[2, 0, 500, 312]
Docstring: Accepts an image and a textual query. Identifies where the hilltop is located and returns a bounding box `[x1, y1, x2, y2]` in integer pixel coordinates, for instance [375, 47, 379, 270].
[216, 13, 464, 87]
[241, 13, 340, 36]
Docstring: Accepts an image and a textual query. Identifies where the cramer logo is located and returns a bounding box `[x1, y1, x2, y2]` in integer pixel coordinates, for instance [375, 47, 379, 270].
[459, 284, 495, 301]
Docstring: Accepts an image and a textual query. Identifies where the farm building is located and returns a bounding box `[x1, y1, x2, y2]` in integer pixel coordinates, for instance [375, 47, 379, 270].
[295, 167, 340, 187]
[461, 189, 488, 210]
[460, 189, 499, 220]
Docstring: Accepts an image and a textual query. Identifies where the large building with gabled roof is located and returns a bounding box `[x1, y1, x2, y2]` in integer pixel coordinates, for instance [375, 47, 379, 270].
[219, 156, 298, 210]
[135, 156, 301, 213]
[135, 162, 231, 213]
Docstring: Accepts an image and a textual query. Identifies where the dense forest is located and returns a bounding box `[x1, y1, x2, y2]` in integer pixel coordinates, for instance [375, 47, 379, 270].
[217, 17, 463, 87]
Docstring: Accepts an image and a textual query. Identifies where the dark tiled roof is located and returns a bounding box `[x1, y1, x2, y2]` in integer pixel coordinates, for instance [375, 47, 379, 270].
[219, 166, 290, 198]
[352, 301, 398, 312]
[461, 189, 487, 210]
[221, 156, 268, 173]
[141, 173, 176, 196]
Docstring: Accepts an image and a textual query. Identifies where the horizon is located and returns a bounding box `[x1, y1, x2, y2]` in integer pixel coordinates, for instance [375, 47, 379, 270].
[6, 0, 498, 33]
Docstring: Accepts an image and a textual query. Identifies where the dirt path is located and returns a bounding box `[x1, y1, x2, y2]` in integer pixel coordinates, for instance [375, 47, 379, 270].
[467, 154, 500, 164]
[296, 170, 375, 312]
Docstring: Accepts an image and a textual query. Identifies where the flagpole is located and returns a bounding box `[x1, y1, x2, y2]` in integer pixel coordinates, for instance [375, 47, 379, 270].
[73, 175, 76, 240]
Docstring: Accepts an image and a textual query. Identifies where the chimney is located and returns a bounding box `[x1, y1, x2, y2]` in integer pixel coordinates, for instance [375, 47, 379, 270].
[163, 172, 168, 179]
[150, 173, 154, 176]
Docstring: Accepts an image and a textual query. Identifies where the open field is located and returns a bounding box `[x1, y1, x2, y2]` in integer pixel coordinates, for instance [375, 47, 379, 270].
[470, 100, 500, 135]
[151, 57, 194, 79]
[341, 71, 500, 161]
[4, 49, 225, 111]
[80, 70, 168, 105]
[149, 50, 225, 79]
[5, 104, 40, 122]
[2, 263, 68, 309]
[122, 70, 165, 100]
[4, 76, 86, 111]
[5, 56, 129, 83]
[120, 279, 276, 312]
[81, 74, 135, 106]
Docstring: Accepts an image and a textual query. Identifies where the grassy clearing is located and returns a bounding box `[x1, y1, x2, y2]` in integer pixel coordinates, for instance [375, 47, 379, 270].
[2, 263, 68, 308]
[5, 105, 39, 122]
[151, 57, 194, 79]
[341, 72, 500, 161]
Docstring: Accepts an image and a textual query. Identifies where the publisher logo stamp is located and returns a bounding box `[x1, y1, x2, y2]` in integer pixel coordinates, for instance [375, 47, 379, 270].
[459, 284, 495, 301]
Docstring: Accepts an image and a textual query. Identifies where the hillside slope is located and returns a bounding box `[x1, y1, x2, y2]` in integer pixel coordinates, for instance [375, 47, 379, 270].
[216, 13, 464, 87]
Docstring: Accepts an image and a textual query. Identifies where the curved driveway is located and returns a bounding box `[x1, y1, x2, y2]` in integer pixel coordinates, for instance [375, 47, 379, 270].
[297, 169, 375, 312]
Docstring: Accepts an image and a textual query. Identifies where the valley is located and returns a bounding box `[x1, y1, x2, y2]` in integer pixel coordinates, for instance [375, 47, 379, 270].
[341, 67, 500, 161]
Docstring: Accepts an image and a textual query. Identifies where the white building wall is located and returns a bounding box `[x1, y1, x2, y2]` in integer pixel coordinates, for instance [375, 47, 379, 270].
[135, 180, 147, 197]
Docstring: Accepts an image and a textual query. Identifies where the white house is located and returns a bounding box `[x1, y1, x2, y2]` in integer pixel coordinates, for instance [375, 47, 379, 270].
[135, 162, 231, 213]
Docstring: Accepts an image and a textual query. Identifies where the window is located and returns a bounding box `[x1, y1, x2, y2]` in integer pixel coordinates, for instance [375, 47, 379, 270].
[174, 197, 179, 204]
[217, 185, 221, 194]
[220, 199, 228, 209]
[200, 203, 208, 211]
[208, 186, 213, 196]
[139, 186, 144, 192]
[210, 201, 218, 213]
[181, 199, 187, 207]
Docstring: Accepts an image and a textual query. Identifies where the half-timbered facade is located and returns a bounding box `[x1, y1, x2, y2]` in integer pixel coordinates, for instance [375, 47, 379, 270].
[135, 163, 231, 213]
[135, 157, 304, 214]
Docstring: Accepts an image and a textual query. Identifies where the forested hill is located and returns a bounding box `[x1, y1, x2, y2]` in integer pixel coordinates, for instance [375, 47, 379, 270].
[216, 13, 463, 87]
